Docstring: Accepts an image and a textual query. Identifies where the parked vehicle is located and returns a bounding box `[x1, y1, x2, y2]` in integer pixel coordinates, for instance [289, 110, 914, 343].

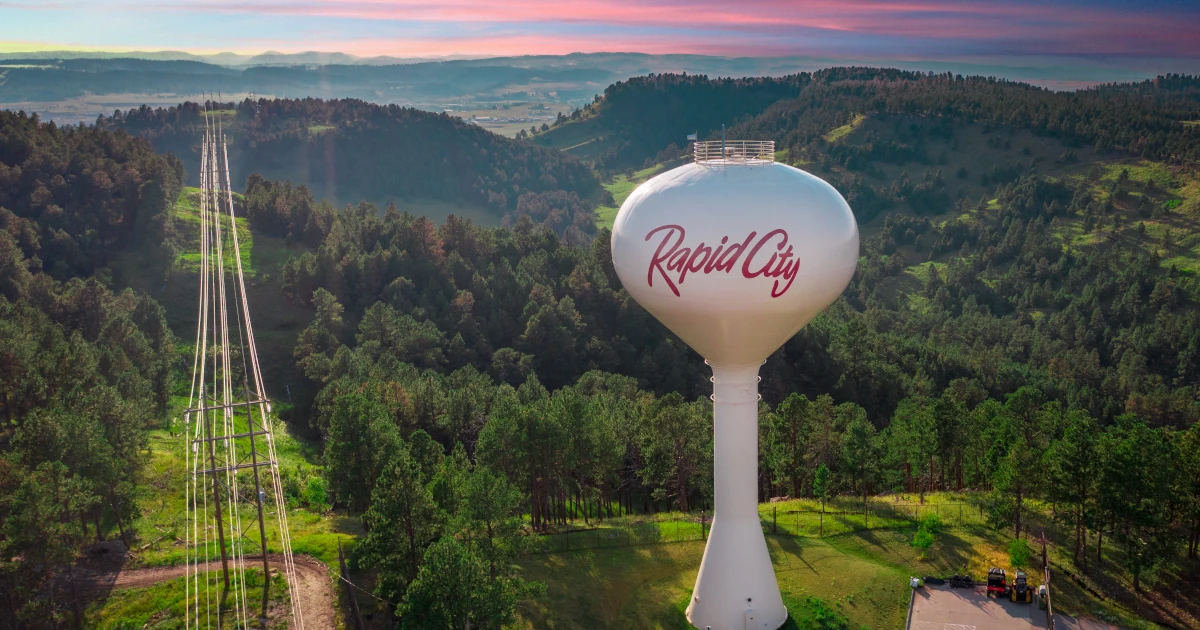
[986, 568, 1007, 597]
[949, 575, 974, 588]
[1010, 570, 1033, 603]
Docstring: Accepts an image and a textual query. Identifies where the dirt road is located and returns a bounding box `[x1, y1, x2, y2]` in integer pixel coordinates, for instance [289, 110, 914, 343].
[80, 553, 337, 629]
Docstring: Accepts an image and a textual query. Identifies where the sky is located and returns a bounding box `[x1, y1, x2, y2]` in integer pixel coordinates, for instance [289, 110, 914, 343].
[1, 0, 1198, 63]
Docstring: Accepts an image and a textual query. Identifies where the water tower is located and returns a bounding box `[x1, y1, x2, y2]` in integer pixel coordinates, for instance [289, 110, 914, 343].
[611, 139, 858, 630]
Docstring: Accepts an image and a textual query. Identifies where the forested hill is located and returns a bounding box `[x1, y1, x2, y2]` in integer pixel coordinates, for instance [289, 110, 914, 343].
[535, 73, 809, 171]
[1, 110, 177, 620]
[541, 69, 1200, 172]
[99, 98, 603, 232]
[0, 109, 184, 279]
[729, 68, 1200, 163]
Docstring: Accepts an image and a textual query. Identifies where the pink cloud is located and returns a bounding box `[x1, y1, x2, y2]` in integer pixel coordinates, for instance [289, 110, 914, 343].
[10, 0, 1199, 58]
[166, 0, 1173, 33]
[153, 0, 1197, 57]
[289, 32, 808, 58]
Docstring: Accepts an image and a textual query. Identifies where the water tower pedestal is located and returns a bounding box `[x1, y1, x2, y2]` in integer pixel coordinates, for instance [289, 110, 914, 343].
[686, 364, 787, 630]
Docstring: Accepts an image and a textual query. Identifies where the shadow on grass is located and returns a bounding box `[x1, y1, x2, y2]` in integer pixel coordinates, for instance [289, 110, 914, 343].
[520, 540, 707, 629]
[928, 531, 974, 575]
[331, 515, 364, 535]
[771, 535, 817, 574]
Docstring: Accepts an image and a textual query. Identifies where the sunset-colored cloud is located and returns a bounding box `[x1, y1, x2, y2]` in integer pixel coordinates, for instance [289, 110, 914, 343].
[1, 0, 1197, 59]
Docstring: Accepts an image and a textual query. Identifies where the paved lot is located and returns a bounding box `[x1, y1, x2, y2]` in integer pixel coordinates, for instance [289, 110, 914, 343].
[909, 585, 1049, 630]
[908, 586, 1122, 630]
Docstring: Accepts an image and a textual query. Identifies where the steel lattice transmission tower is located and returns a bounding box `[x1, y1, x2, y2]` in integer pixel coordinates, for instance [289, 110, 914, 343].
[183, 98, 305, 629]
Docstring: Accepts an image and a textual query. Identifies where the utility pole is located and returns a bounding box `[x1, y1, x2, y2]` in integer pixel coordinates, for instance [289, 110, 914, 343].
[203, 403, 231, 594]
[248, 402, 272, 627]
[1041, 530, 1054, 630]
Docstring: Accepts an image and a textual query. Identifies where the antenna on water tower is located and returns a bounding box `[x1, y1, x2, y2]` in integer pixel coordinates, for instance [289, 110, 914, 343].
[610, 133, 859, 630]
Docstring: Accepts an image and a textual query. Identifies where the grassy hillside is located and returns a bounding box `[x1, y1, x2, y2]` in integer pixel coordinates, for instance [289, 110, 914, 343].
[534, 115, 615, 161]
[84, 393, 349, 628]
[113, 187, 313, 397]
[130, 401, 351, 571]
[1062, 161, 1200, 274]
[595, 163, 669, 229]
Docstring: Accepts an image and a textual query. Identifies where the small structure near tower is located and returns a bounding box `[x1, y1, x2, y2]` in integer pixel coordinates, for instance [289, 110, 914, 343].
[610, 139, 859, 630]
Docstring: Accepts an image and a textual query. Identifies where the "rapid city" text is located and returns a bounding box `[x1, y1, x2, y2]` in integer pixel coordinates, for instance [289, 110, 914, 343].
[644, 224, 800, 298]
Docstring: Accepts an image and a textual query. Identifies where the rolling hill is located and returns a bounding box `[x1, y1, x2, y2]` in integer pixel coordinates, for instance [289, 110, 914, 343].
[99, 98, 602, 229]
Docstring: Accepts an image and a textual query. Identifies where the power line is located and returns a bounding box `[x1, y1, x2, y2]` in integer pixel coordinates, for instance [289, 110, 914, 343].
[184, 98, 305, 630]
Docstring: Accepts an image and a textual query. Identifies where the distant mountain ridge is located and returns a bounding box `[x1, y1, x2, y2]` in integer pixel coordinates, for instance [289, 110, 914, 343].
[0, 50, 461, 67]
[2, 50, 1182, 82]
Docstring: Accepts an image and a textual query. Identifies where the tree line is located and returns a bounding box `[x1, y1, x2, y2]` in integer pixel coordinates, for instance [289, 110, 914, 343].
[1, 111, 177, 626]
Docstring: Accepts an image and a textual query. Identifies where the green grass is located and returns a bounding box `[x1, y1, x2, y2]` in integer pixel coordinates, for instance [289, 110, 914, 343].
[1097, 160, 1179, 190]
[171, 187, 256, 277]
[515, 523, 1012, 630]
[595, 205, 619, 230]
[1046, 159, 1200, 274]
[534, 116, 612, 159]
[823, 114, 867, 143]
[87, 576, 189, 629]
[595, 163, 669, 229]
[904, 261, 947, 284]
[516, 534, 912, 630]
[130, 393, 345, 568]
[86, 571, 291, 629]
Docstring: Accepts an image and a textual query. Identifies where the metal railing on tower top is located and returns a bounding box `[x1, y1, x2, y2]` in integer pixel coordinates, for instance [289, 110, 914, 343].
[693, 140, 775, 165]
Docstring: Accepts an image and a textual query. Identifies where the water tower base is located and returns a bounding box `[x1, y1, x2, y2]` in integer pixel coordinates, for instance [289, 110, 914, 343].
[685, 515, 788, 630]
[685, 365, 787, 630]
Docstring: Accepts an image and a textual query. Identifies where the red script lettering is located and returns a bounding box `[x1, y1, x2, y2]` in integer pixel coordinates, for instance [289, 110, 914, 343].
[645, 225, 800, 298]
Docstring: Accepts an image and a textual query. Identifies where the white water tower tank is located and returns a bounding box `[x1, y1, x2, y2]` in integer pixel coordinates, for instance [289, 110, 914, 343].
[611, 140, 859, 630]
